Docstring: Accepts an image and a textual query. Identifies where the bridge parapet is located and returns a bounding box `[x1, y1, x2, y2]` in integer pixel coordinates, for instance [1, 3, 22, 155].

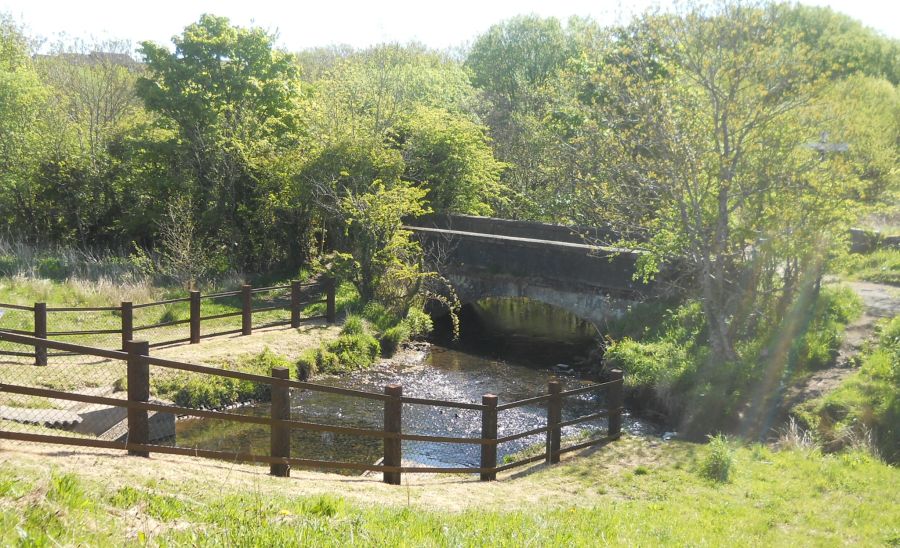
[407, 216, 653, 326]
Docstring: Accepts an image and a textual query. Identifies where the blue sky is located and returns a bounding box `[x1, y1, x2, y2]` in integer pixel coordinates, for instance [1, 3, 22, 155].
[2, 0, 897, 52]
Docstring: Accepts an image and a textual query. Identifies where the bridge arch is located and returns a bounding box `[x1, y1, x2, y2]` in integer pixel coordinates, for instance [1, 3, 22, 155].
[448, 272, 634, 330]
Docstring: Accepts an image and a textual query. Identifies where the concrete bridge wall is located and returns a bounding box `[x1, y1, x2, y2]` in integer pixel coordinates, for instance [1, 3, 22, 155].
[408, 217, 651, 326]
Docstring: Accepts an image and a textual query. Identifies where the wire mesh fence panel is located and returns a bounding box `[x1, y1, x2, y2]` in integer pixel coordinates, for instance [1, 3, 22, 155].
[197, 294, 244, 338]
[150, 362, 275, 461]
[45, 309, 122, 353]
[0, 337, 128, 443]
[0, 304, 35, 365]
[132, 299, 192, 347]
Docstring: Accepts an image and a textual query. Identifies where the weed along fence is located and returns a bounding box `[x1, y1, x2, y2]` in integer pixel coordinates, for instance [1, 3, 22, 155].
[0, 332, 624, 483]
[0, 279, 336, 364]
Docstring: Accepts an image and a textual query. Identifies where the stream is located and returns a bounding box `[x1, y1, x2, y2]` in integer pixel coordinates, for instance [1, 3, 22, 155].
[173, 298, 660, 471]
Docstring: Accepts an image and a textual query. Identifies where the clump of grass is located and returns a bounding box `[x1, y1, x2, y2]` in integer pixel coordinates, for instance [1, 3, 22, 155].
[776, 417, 816, 452]
[378, 308, 434, 357]
[699, 434, 734, 483]
[296, 317, 380, 377]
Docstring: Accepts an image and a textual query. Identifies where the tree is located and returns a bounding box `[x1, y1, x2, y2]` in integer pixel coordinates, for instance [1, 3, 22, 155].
[396, 105, 506, 215]
[0, 15, 52, 241]
[556, 3, 864, 363]
[136, 14, 306, 269]
[332, 180, 429, 308]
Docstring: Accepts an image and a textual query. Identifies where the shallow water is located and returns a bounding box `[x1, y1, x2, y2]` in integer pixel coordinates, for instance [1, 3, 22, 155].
[174, 298, 659, 471]
[175, 346, 658, 470]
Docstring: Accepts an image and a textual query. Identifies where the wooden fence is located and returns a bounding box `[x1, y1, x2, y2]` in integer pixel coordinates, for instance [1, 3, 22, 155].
[0, 279, 337, 364]
[0, 332, 623, 484]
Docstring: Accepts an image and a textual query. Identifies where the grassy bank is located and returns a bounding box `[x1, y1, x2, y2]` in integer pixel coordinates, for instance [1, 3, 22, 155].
[0, 436, 897, 545]
[797, 315, 900, 462]
[603, 285, 863, 434]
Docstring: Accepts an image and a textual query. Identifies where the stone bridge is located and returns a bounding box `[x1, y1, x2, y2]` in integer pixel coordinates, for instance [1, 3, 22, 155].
[406, 215, 654, 327]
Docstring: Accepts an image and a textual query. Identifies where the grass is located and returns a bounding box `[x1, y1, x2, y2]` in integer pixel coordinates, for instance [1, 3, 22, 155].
[837, 248, 900, 285]
[796, 315, 900, 463]
[0, 436, 897, 545]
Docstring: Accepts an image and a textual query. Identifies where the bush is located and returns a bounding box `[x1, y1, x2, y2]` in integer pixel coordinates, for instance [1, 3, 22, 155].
[699, 434, 734, 483]
[153, 348, 290, 409]
[296, 349, 318, 380]
[360, 301, 400, 333]
[605, 337, 697, 416]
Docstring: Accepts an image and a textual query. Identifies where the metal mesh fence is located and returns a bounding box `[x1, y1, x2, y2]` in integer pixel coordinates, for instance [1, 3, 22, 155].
[0, 338, 126, 442]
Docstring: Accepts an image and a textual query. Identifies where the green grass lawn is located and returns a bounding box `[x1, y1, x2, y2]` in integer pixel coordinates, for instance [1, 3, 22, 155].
[0, 436, 897, 546]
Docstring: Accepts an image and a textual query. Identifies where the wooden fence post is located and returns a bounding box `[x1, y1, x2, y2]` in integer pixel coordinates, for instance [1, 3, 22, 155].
[241, 284, 252, 336]
[290, 281, 301, 328]
[608, 369, 623, 439]
[126, 340, 150, 457]
[270, 367, 291, 477]
[34, 302, 47, 366]
[189, 291, 201, 344]
[480, 394, 498, 481]
[121, 301, 133, 351]
[383, 384, 402, 485]
[325, 277, 336, 324]
[546, 380, 562, 465]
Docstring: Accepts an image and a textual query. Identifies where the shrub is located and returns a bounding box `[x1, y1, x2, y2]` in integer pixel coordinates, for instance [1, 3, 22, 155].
[605, 337, 697, 415]
[296, 349, 318, 380]
[36, 257, 70, 280]
[700, 434, 734, 483]
[360, 301, 400, 333]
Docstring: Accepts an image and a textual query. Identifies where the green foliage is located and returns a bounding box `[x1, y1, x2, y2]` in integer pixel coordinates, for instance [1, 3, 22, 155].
[404, 308, 433, 338]
[699, 435, 734, 483]
[380, 323, 411, 357]
[332, 179, 430, 308]
[799, 316, 900, 462]
[794, 286, 864, 370]
[153, 348, 289, 409]
[324, 332, 380, 372]
[340, 314, 366, 336]
[397, 105, 506, 215]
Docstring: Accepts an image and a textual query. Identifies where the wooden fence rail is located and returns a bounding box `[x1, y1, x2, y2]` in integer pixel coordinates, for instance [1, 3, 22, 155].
[0, 279, 336, 364]
[0, 332, 624, 484]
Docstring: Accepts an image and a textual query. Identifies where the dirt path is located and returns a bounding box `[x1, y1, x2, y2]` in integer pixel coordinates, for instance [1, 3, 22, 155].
[781, 280, 899, 411]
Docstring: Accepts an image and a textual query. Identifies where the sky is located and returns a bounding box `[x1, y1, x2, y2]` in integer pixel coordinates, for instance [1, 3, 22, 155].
[2, 0, 897, 53]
